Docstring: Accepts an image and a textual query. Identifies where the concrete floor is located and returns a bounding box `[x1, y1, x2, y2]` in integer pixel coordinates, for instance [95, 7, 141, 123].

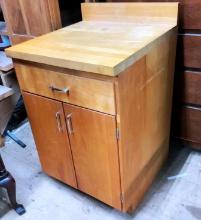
[0, 122, 201, 220]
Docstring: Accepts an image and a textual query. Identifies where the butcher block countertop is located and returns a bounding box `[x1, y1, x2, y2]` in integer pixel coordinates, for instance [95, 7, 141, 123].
[6, 3, 178, 76]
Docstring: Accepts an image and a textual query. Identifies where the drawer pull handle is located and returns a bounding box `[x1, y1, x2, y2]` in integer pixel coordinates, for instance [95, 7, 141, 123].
[49, 85, 69, 94]
[66, 114, 73, 135]
[56, 112, 63, 132]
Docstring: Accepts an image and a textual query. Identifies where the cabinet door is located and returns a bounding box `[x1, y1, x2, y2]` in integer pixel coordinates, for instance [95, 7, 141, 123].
[64, 104, 121, 209]
[23, 92, 77, 188]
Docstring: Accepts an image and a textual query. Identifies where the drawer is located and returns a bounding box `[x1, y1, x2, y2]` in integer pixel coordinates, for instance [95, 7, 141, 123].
[14, 63, 116, 115]
[178, 34, 201, 68]
[180, 70, 201, 105]
[179, 0, 201, 30]
[176, 106, 201, 144]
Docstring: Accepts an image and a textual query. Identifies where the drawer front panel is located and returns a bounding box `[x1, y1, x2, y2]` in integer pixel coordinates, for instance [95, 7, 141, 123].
[179, 34, 201, 69]
[179, 0, 201, 30]
[15, 63, 116, 115]
[176, 106, 201, 144]
[180, 71, 201, 105]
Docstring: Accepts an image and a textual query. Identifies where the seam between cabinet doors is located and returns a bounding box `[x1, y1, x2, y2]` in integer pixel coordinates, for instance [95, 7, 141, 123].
[61, 102, 79, 189]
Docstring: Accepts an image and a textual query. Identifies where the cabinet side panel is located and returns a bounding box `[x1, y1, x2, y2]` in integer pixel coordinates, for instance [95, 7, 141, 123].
[116, 29, 177, 212]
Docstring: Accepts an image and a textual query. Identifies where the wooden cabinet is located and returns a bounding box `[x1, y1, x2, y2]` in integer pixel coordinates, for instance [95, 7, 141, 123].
[7, 3, 178, 213]
[22, 92, 77, 188]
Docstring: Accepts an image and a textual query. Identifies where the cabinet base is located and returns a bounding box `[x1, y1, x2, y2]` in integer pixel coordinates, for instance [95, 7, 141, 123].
[123, 143, 169, 213]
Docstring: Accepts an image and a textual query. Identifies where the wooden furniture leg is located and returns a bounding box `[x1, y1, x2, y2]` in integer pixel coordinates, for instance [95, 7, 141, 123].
[0, 153, 25, 215]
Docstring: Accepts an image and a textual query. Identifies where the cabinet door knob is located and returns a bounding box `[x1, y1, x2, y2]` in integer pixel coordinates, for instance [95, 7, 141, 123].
[49, 85, 69, 94]
[66, 114, 73, 135]
[55, 112, 63, 132]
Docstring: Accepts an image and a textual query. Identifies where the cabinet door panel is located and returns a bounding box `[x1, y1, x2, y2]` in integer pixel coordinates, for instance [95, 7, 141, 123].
[23, 92, 77, 188]
[64, 104, 121, 209]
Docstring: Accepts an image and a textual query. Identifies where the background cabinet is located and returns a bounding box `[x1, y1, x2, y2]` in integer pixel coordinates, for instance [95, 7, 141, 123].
[0, 0, 61, 44]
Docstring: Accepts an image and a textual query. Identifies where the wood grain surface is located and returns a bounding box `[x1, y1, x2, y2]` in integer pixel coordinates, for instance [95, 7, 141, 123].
[0, 0, 26, 35]
[115, 28, 177, 211]
[6, 3, 178, 76]
[180, 71, 201, 105]
[64, 103, 121, 210]
[0, 0, 61, 45]
[23, 92, 77, 188]
[12, 2, 178, 212]
[179, 34, 201, 69]
[105, 0, 201, 30]
[15, 62, 116, 115]
[82, 2, 178, 23]
[179, 0, 201, 30]
[176, 106, 201, 145]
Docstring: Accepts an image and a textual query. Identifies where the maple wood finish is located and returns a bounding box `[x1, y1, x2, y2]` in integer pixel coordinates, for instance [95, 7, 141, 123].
[6, 3, 178, 76]
[82, 2, 178, 22]
[14, 63, 116, 115]
[0, 0, 61, 45]
[22, 92, 77, 187]
[115, 29, 177, 211]
[7, 3, 178, 212]
[64, 104, 121, 209]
